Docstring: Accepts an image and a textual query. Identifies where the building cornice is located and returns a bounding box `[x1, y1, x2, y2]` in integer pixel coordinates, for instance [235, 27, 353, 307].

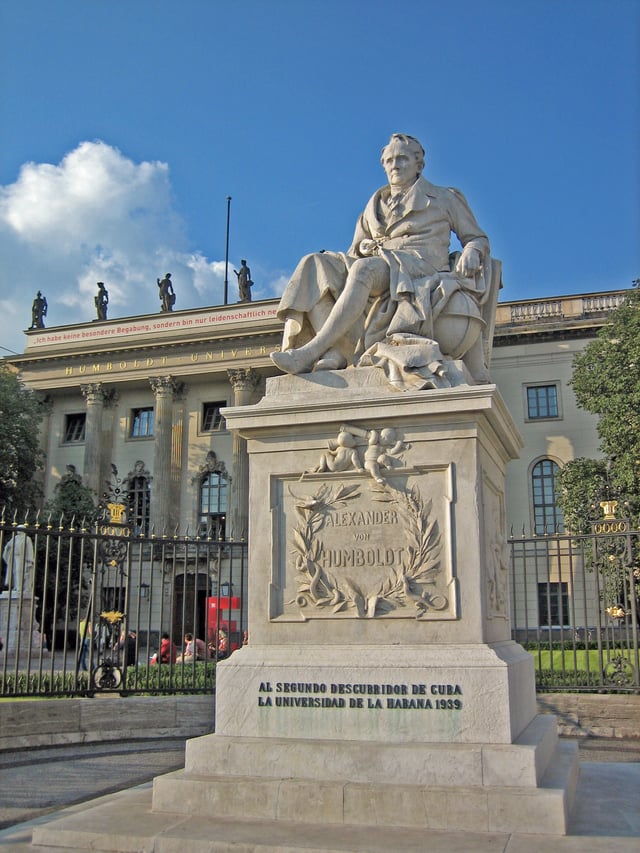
[17, 299, 282, 359]
[3, 289, 631, 386]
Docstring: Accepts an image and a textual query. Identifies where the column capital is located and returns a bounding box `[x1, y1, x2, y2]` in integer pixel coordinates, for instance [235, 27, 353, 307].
[149, 375, 184, 398]
[80, 383, 116, 405]
[227, 367, 261, 395]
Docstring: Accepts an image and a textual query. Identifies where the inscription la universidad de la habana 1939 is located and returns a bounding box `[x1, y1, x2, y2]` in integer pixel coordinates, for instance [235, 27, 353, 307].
[257, 681, 462, 710]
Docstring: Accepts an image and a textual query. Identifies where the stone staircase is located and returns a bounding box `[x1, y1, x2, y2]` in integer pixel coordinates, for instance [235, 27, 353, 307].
[30, 714, 582, 851]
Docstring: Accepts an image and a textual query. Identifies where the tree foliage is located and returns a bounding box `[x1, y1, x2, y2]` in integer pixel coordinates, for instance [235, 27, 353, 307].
[557, 457, 608, 535]
[0, 362, 45, 514]
[557, 283, 640, 527]
[37, 476, 98, 651]
[43, 475, 98, 525]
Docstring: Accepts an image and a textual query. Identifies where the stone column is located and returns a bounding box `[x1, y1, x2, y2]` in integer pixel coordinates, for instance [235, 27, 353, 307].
[227, 368, 261, 541]
[149, 376, 183, 533]
[81, 383, 109, 498]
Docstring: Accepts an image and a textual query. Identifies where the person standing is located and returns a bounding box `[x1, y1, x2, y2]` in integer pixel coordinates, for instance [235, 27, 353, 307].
[78, 617, 92, 672]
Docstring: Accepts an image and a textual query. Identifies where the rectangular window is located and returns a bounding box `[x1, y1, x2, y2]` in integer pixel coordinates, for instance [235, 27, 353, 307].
[128, 477, 151, 536]
[63, 413, 86, 443]
[130, 407, 154, 438]
[538, 581, 569, 627]
[526, 385, 559, 420]
[202, 401, 226, 432]
[200, 472, 228, 539]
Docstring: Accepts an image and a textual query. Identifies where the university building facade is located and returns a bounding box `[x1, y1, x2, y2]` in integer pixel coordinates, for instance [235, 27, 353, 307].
[4, 288, 629, 634]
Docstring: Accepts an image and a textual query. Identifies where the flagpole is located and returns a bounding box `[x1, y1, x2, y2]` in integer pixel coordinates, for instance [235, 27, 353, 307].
[224, 196, 231, 305]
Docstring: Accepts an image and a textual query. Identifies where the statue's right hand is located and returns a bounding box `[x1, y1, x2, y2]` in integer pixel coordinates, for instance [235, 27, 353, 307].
[359, 239, 380, 256]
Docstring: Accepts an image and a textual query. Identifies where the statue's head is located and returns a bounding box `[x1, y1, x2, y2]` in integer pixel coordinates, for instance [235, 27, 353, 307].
[380, 134, 425, 176]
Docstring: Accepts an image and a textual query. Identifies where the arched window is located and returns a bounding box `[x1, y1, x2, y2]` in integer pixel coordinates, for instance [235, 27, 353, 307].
[531, 459, 564, 534]
[200, 472, 228, 540]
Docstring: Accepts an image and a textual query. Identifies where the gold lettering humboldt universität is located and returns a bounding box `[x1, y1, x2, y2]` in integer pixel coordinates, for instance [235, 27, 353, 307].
[58, 347, 275, 378]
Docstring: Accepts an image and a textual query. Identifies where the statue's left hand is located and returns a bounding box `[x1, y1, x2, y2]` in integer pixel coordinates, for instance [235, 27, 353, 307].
[455, 246, 481, 278]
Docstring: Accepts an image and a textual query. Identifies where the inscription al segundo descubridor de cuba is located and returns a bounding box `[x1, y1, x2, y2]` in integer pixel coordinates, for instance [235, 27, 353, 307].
[257, 681, 463, 710]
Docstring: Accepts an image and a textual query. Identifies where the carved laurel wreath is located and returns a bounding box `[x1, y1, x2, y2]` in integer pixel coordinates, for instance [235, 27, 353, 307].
[289, 481, 446, 619]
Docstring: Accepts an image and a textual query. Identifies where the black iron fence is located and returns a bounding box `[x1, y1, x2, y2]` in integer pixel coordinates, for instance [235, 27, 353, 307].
[0, 515, 248, 697]
[509, 518, 639, 693]
[2, 512, 638, 697]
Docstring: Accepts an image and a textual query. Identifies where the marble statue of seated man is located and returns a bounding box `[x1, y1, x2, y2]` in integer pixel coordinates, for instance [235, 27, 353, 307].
[271, 133, 500, 388]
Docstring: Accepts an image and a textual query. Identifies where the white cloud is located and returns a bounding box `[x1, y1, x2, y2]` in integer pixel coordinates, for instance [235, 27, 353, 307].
[269, 274, 291, 298]
[0, 141, 233, 354]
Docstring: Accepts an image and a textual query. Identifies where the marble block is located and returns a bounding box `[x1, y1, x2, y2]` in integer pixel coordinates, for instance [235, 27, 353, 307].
[179, 372, 578, 836]
[214, 642, 536, 744]
[224, 375, 522, 650]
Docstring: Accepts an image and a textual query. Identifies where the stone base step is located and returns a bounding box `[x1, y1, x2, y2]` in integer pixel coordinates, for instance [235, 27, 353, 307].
[181, 714, 560, 790]
[28, 767, 639, 853]
[33, 808, 517, 853]
[152, 740, 578, 836]
[31, 741, 579, 850]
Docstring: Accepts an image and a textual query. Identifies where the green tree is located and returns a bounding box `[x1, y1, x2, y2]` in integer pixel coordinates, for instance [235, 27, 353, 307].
[43, 473, 98, 524]
[558, 283, 640, 527]
[556, 285, 640, 625]
[557, 457, 609, 535]
[37, 474, 98, 650]
[0, 362, 45, 514]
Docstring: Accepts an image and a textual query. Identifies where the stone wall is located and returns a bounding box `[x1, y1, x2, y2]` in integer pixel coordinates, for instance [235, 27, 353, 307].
[0, 694, 214, 750]
[0, 693, 637, 750]
[537, 693, 640, 739]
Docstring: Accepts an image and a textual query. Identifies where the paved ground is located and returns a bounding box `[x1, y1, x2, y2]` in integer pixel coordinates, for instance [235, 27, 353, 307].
[0, 737, 638, 850]
[0, 738, 187, 830]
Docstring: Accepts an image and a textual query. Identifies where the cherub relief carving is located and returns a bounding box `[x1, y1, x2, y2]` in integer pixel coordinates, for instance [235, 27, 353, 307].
[306, 424, 407, 484]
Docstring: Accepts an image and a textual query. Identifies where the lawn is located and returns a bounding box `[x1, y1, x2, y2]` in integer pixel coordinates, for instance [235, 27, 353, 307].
[530, 649, 636, 671]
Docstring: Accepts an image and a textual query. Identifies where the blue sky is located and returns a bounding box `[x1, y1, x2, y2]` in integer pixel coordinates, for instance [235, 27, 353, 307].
[0, 0, 638, 356]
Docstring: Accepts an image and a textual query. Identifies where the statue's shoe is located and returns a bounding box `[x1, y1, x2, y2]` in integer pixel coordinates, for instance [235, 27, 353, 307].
[315, 352, 347, 371]
[271, 348, 347, 374]
[270, 349, 314, 374]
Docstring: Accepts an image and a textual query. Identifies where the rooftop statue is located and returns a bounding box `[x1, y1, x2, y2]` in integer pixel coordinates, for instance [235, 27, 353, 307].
[271, 133, 501, 390]
[30, 290, 48, 330]
[234, 259, 254, 302]
[95, 282, 109, 321]
[157, 273, 176, 312]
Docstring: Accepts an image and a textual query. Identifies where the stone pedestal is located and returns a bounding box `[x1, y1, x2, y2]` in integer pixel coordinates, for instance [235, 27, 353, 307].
[0, 592, 40, 653]
[152, 368, 578, 837]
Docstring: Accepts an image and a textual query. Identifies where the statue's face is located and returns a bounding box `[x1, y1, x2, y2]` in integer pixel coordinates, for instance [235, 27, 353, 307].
[382, 144, 418, 190]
